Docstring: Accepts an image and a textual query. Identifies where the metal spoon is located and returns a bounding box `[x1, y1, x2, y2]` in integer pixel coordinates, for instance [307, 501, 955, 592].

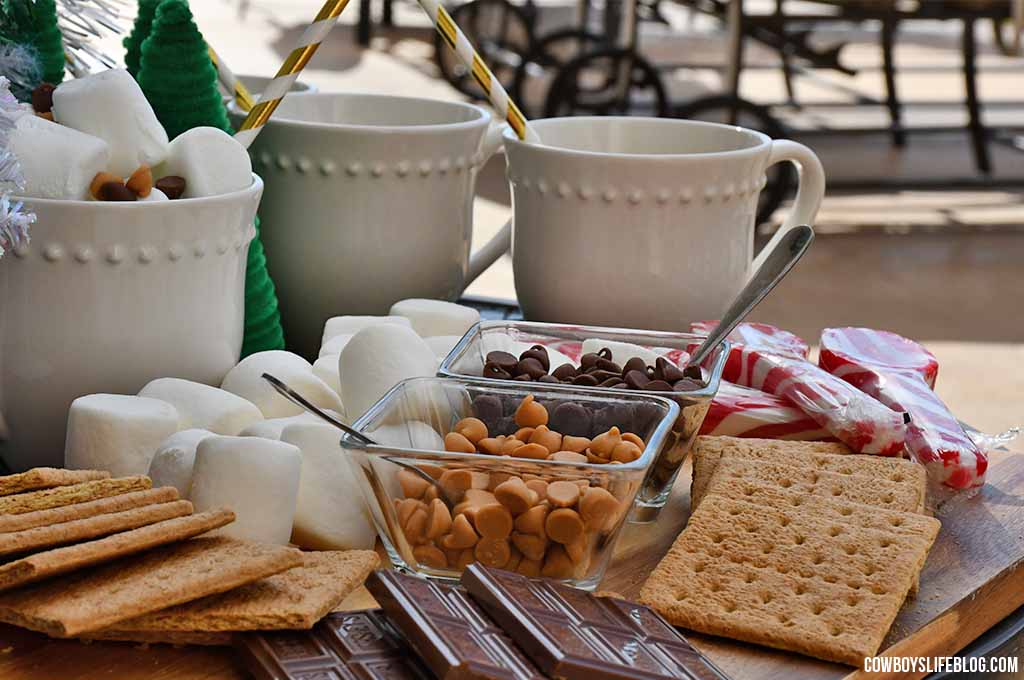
[686, 224, 815, 370]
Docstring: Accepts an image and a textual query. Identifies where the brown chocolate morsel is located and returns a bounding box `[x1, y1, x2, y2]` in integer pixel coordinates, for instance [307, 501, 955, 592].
[645, 380, 673, 392]
[537, 374, 559, 384]
[597, 348, 613, 360]
[472, 394, 503, 427]
[483, 363, 512, 380]
[571, 373, 599, 387]
[485, 351, 519, 374]
[594, 358, 621, 374]
[579, 353, 602, 371]
[587, 370, 620, 383]
[520, 346, 550, 371]
[673, 377, 706, 392]
[656, 357, 686, 383]
[515, 357, 546, 379]
[31, 83, 55, 113]
[551, 364, 577, 380]
[623, 370, 650, 390]
[598, 377, 624, 388]
[98, 181, 137, 201]
[621, 357, 647, 377]
[683, 364, 703, 379]
[549, 402, 591, 437]
[155, 175, 186, 200]
[513, 373, 533, 382]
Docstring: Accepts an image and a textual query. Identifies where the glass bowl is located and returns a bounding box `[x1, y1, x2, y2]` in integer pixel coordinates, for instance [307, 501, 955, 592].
[341, 376, 680, 590]
[438, 320, 728, 513]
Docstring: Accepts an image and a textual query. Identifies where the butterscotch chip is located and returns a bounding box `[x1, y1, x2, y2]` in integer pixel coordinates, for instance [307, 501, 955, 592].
[475, 504, 513, 539]
[475, 537, 511, 567]
[579, 487, 619, 531]
[546, 481, 580, 508]
[421, 464, 445, 480]
[96, 550, 379, 637]
[414, 544, 448, 569]
[441, 514, 478, 549]
[456, 548, 475, 569]
[565, 534, 589, 563]
[529, 426, 563, 454]
[126, 165, 153, 198]
[444, 432, 476, 453]
[511, 532, 548, 561]
[514, 427, 535, 442]
[404, 507, 429, 544]
[541, 545, 574, 579]
[549, 451, 587, 463]
[499, 438, 525, 455]
[464, 489, 498, 505]
[611, 441, 642, 463]
[518, 558, 542, 577]
[545, 508, 584, 545]
[505, 547, 523, 572]
[453, 417, 488, 444]
[440, 469, 474, 496]
[426, 498, 452, 539]
[0, 509, 235, 592]
[622, 433, 646, 449]
[639, 494, 939, 666]
[561, 436, 590, 454]
[0, 500, 193, 558]
[0, 468, 109, 497]
[514, 395, 548, 428]
[0, 536, 302, 637]
[586, 451, 610, 465]
[396, 498, 424, 527]
[494, 478, 537, 515]
[487, 473, 516, 491]
[524, 479, 548, 498]
[0, 487, 178, 533]
[512, 443, 548, 460]
[589, 427, 621, 457]
[89, 172, 123, 199]
[513, 504, 548, 537]
[398, 470, 430, 499]
[478, 438, 503, 455]
[0, 477, 151, 515]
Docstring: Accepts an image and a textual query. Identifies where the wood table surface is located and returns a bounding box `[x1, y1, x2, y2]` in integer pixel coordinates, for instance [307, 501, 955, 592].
[1, 447, 1022, 680]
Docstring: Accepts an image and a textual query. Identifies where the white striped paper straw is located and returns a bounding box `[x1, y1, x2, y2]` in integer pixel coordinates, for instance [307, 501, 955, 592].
[208, 45, 256, 113]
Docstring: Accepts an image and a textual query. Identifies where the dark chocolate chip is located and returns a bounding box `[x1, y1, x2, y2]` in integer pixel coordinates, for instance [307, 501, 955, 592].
[579, 353, 601, 371]
[597, 348, 613, 360]
[472, 394, 504, 430]
[683, 364, 703, 379]
[551, 364, 577, 380]
[656, 357, 686, 383]
[572, 373, 599, 387]
[494, 415, 517, 436]
[155, 175, 186, 200]
[537, 374, 559, 384]
[549, 402, 592, 438]
[588, 370, 620, 383]
[520, 346, 550, 371]
[598, 377, 625, 388]
[31, 83, 55, 113]
[98, 181, 137, 201]
[624, 370, 650, 390]
[645, 380, 673, 392]
[622, 357, 647, 377]
[515, 357, 546, 379]
[513, 373, 533, 382]
[594, 358, 621, 374]
[485, 351, 519, 374]
[483, 363, 512, 380]
[673, 377, 706, 392]
[592, 403, 635, 437]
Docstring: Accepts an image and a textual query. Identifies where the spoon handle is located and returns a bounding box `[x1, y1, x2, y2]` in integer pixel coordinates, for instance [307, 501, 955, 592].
[688, 225, 814, 368]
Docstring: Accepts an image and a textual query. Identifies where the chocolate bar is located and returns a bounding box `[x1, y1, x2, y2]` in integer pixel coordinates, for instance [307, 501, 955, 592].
[234, 609, 431, 680]
[461, 564, 731, 680]
[366, 569, 543, 680]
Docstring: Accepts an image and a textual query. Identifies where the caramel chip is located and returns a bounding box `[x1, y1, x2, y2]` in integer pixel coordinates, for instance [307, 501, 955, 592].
[475, 504, 513, 539]
[514, 395, 548, 428]
[548, 451, 587, 463]
[589, 427, 622, 457]
[511, 532, 548, 561]
[444, 432, 476, 454]
[413, 544, 447, 569]
[398, 470, 430, 499]
[499, 438, 525, 456]
[579, 487, 620, 531]
[440, 514, 478, 549]
[474, 537, 511, 568]
[529, 426, 563, 454]
[524, 479, 548, 498]
[611, 440, 643, 463]
[425, 498, 452, 539]
[546, 481, 580, 509]
[454, 418, 488, 445]
[126, 165, 153, 198]
[541, 545, 575, 579]
[545, 508, 584, 544]
[396, 498, 424, 527]
[477, 437, 503, 455]
[561, 436, 591, 454]
[622, 432, 646, 449]
[513, 504, 548, 537]
[404, 507, 429, 544]
[494, 478, 537, 515]
[514, 443, 550, 460]
[518, 558, 542, 577]
[514, 427, 536, 442]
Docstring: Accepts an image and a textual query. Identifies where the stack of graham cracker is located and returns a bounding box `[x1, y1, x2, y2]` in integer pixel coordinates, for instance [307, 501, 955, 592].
[0, 468, 379, 644]
[640, 436, 941, 666]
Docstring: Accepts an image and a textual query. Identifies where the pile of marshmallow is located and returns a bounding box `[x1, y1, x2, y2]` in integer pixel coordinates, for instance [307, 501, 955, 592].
[5, 68, 250, 201]
[63, 298, 481, 551]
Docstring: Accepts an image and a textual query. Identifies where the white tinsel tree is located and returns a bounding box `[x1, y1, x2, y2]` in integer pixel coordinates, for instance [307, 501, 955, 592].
[0, 76, 35, 258]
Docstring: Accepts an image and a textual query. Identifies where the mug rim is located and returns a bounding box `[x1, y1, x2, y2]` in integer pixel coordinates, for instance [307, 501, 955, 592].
[11, 173, 264, 208]
[232, 93, 492, 134]
[504, 116, 772, 160]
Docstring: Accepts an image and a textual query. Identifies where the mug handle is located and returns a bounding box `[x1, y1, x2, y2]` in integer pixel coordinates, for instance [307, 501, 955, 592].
[750, 140, 825, 273]
[465, 125, 513, 285]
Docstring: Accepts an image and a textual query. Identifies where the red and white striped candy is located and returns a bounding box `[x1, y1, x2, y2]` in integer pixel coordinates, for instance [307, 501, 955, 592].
[728, 345, 908, 455]
[820, 327, 986, 489]
[689, 321, 810, 383]
[700, 382, 832, 440]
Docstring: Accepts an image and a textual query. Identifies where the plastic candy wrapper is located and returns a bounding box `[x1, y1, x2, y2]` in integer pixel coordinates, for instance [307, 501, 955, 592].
[700, 382, 832, 440]
[689, 321, 810, 383]
[819, 327, 988, 489]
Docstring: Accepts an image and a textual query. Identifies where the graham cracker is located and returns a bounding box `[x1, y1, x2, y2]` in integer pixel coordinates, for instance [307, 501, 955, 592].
[0, 469, 109, 497]
[0, 477, 152, 515]
[0, 509, 237, 593]
[99, 550, 380, 636]
[640, 494, 938, 666]
[0, 500, 194, 558]
[0, 534, 302, 637]
[0, 487, 180, 534]
[706, 459, 923, 514]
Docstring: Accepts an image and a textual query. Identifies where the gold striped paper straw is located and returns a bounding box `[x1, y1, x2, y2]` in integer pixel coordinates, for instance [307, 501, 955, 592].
[208, 45, 256, 113]
[417, 0, 539, 142]
[235, 0, 351, 148]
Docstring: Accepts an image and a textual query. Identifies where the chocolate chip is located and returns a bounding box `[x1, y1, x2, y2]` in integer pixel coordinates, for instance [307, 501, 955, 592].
[513, 373, 533, 382]
[645, 380, 673, 392]
[494, 415, 517, 436]
[672, 378, 706, 392]
[592, 404, 634, 437]
[579, 352, 601, 371]
[520, 345, 550, 371]
[537, 374, 559, 384]
[155, 175, 186, 200]
[549, 402, 592, 437]
[656, 357, 686, 383]
[597, 348, 613, 361]
[483, 363, 512, 380]
[623, 370, 650, 390]
[98, 181, 136, 201]
[515, 357, 546, 379]
[485, 351, 518, 374]
[472, 394, 503, 429]
[594, 358, 621, 374]
[598, 377, 625, 388]
[587, 370, 619, 383]
[572, 373, 599, 387]
[31, 83, 56, 113]
[551, 364, 577, 380]
[683, 364, 703, 379]
[622, 357, 647, 377]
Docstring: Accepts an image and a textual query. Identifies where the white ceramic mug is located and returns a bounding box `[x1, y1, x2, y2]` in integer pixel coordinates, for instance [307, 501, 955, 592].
[238, 94, 508, 358]
[502, 117, 825, 330]
[0, 177, 262, 470]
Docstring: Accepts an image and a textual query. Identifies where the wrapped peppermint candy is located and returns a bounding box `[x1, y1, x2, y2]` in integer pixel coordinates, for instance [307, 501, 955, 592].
[689, 321, 810, 383]
[725, 345, 907, 455]
[819, 327, 987, 489]
[700, 382, 832, 440]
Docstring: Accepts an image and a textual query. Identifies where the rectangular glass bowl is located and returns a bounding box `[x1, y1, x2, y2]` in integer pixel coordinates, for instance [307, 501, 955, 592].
[438, 320, 728, 513]
[341, 376, 680, 590]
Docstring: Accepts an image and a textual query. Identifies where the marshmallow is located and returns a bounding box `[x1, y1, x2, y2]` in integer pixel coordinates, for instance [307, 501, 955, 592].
[321, 316, 410, 346]
[281, 423, 376, 550]
[51, 69, 168, 177]
[139, 377, 262, 435]
[221, 350, 344, 419]
[6, 115, 110, 199]
[319, 334, 354, 358]
[389, 299, 480, 338]
[368, 420, 445, 450]
[65, 394, 180, 476]
[339, 325, 437, 419]
[139, 187, 168, 202]
[189, 435, 301, 544]
[424, 335, 463, 361]
[238, 411, 341, 440]
[313, 355, 342, 397]
[157, 126, 251, 198]
[581, 338, 664, 369]
[147, 428, 213, 497]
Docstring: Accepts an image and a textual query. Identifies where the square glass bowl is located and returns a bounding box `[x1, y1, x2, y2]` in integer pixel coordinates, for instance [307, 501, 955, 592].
[341, 377, 679, 590]
[439, 321, 728, 513]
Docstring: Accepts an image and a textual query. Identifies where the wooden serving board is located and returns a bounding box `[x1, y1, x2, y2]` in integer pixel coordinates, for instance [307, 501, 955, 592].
[0, 447, 1022, 680]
